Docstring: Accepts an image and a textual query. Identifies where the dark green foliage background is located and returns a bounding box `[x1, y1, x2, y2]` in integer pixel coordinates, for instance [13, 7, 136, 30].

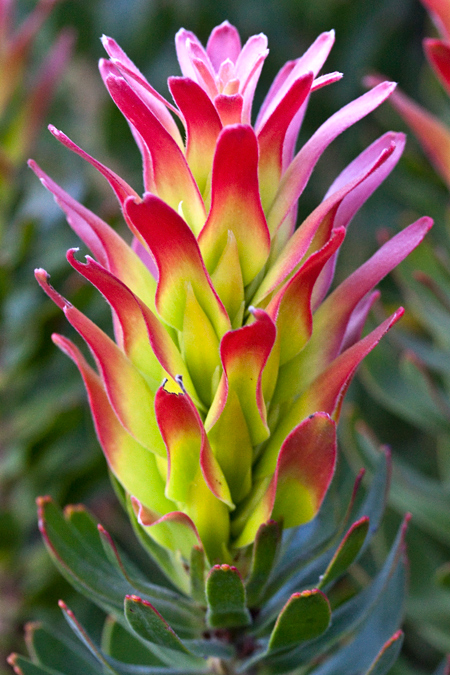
[1, 1, 447, 674]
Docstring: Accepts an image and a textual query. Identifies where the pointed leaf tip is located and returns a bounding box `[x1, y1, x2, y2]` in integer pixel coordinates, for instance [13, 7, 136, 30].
[124, 594, 192, 654]
[268, 588, 331, 651]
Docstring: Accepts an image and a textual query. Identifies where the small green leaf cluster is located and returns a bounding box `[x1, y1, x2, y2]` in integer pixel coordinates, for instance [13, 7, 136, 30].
[10, 453, 409, 675]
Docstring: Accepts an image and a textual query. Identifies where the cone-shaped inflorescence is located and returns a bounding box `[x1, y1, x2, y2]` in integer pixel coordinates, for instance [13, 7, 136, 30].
[14, 21, 432, 674]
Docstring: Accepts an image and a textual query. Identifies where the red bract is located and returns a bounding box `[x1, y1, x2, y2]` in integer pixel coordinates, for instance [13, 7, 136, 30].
[33, 22, 432, 564]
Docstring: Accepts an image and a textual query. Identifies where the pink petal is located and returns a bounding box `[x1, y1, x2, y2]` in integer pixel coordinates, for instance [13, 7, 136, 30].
[237, 413, 336, 544]
[235, 33, 268, 84]
[271, 412, 337, 525]
[424, 38, 450, 96]
[48, 125, 139, 206]
[169, 76, 222, 194]
[340, 290, 380, 352]
[312, 131, 405, 306]
[421, 0, 450, 40]
[297, 309, 404, 420]
[235, 35, 269, 124]
[257, 72, 314, 211]
[256, 30, 335, 131]
[262, 310, 403, 474]
[206, 21, 242, 71]
[205, 309, 276, 503]
[66, 250, 199, 400]
[214, 93, 243, 125]
[206, 309, 276, 442]
[28, 160, 157, 310]
[155, 387, 232, 506]
[101, 35, 183, 141]
[266, 228, 345, 366]
[267, 81, 397, 235]
[295, 216, 432, 389]
[132, 498, 203, 555]
[188, 41, 217, 96]
[175, 28, 206, 81]
[253, 140, 396, 305]
[105, 74, 206, 234]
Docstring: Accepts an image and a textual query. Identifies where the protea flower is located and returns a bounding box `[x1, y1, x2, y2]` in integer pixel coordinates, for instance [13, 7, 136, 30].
[366, 0, 450, 188]
[31, 22, 431, 569]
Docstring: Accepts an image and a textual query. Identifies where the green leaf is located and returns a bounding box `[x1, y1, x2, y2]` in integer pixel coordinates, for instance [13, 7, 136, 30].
[434, 656, 450, 675]
[58, 601, 120, 675]
[189, 546, 206, 605]
[257, 453, 389, 632]
[37, 497, 125, 614]
[267, 590, 331, 652]
[101, 616, 166, 666]
[355, 428, 450, 547]
[37, 497, 202, 636]
[65, 505, 107, 559]
[246, 520, 282, 607]
[206, 564, 252, 628]
[304, 545, 406, 675]
[124, 595, 192, 654]
[60, 601, 199, 675]
[24, 622, 99, 675]
[124, 595, 207, 670]
[364, 631, 404, 675]
[97, 522, 201, 621]
[361, 345, 449, 434]
[7, 654, 68, 675]
[318, 517, 369, 588]
[436, 562, 450, 588]
[246, 515, 409, 674]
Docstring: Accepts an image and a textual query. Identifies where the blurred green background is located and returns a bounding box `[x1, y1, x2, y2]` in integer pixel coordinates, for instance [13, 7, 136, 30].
[2, 0, 449, 673]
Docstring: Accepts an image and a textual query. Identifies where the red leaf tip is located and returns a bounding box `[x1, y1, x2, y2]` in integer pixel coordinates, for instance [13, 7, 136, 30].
[35, 495, 52, 508]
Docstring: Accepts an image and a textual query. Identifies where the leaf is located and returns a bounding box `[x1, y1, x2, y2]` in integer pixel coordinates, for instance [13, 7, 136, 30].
[246, 520, 282, 607]
[189, 546, 206, 605]
[257, 452, 388, 629]
[124, 595, 207, 670]
[434, 656, 450, 675]
[38, 497, 127, 615]
[361, 343, 450, 434]
[101, 616, 166, 666]
[267, 590, 331, 652]
[38, 497, 202, 635]
[58, 601, 121, 674]
[124, 595, 192, 654]
[261, 468, 365, 604]
[364, 631, 404, 675]
[246, 515, 409, 673]
[7, 654, 68, 675]
[318, 517, 369, 588]
[206, 564, 252, 628]
[24, 622, 99, 675]
[60, 601, 199, 675]
[307, 545, 406, 675]
[355, 426, 450, 547]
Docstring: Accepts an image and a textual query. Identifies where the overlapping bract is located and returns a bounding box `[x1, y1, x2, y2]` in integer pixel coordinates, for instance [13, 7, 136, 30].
[33, 21, 432, 564]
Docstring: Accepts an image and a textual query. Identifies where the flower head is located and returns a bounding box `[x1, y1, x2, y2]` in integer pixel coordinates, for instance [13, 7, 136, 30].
[32, 23, 431, 565]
